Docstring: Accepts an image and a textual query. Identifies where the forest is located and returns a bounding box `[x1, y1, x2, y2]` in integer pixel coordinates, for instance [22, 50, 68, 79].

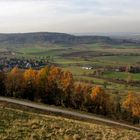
[0, 66, 140, 124]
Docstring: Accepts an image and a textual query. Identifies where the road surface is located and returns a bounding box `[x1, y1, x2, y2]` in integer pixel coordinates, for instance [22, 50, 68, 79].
[0, 97, 140, 131]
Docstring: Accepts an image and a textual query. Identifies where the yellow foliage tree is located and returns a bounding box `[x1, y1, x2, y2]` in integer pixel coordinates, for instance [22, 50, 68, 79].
[24, 68, 37, 84]
[91, 86, 110, 114]
[11, 66, 19, 74]
[48, 66, 62, 81]
[60, 71, 74, 106]
[73, 83, 91, 110]
[61, 71, 74, 92]
[23, 68, 37, 100]
[36, 67, 49, 101]
[91, 86, 106, 103]
[36, 67, 49, 85]
[122, 91, 140, 117]
[6, 67, 24, 97]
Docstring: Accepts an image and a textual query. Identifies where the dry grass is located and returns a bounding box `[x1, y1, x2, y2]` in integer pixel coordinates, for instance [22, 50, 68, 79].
[0, 103, 140, 140]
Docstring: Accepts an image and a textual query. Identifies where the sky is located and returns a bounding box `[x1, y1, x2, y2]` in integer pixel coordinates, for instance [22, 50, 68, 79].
[0, 0, 140, 33]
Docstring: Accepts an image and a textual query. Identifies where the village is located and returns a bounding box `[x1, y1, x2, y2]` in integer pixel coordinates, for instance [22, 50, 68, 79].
[0, 57, 52, 71]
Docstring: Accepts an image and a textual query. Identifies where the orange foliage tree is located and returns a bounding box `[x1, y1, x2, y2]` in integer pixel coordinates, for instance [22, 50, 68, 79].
[60, 71, 74, 107]
[24, 68, 37, 83]
[91, 86, 110, 115]
[0, 72, 6, 96]
[122, 91, 140, 118]
[73, 83, 91, 110]
[6, 67, 24, 97]
[23, 68, 37, 100]
[1, 65, 140, 124]
[36, 67, 49, 101]
[45, 66, 63, 105]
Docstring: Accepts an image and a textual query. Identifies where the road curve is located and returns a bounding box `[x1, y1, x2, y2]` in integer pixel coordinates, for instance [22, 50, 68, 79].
[0, 97, 140, 131]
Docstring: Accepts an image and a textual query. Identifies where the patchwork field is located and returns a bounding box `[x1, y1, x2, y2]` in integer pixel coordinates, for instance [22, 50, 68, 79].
[0, 102, 140, 140]
[0, 42, 139, 93]
[13, 43, 140, 92]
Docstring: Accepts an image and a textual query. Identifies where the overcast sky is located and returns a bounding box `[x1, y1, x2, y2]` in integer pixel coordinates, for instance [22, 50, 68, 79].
[0, 0, 140, 33]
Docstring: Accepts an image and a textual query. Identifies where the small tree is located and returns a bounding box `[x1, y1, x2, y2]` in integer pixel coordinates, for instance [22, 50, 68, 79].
[36, 67, 49, 101]
[73, 83, 91, 111]
[5, 67, 24, 97]
[23, 68, 37, 100]
[91, 86, 110, 115]
[60, 71, 74, 107]
[45, 66, 63, 105]
[122, 91, 140, 123]
[0, 72, 6, 96]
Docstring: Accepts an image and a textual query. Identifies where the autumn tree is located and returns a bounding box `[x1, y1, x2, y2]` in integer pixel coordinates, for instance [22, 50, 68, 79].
[5, 67, 24, 97]
[91, 86, 110, 115]
[36, 67, 49, 101]
[72, 83, 91, 110]
[122, 91, 140, 123]
[23, 68, 37, 100]
[44, 67, 74, 107]
[0, 72, 6, 96]
[45, 66, 63, 105]
[60, 71, 74, 107]
[111, 94, 121, 118]
[73, 84, 83, 109]
[1, 65, 140, 124]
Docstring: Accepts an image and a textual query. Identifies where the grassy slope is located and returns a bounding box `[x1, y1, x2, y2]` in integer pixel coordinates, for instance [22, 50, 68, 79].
[0, 102, 140, 140]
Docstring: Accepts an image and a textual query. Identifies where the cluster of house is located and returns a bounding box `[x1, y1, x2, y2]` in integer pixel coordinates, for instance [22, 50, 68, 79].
[82, 66, 93, 70]
[113, 66, 140, 73]
[0, 57, 50, 71]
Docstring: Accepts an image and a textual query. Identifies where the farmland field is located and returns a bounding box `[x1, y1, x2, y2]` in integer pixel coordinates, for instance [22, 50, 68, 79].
[0, 37, 140, 95]
[14, 43, 140, 92]
[103, 72, 140, 81]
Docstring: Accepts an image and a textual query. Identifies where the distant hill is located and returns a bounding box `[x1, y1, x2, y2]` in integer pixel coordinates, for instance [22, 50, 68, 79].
[0, 32, 139, 46]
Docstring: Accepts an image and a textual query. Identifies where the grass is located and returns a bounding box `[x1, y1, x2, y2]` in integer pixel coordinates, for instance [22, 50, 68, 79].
[17, 47, 48, 54]
[0, 102, 140, 140]
[16, 44, 140, 64]
[62, 66, 140, 91]
[103, 72, 140, 81]
[16, 44, 66, 57]
[95, 55, 140, 64]
[13, 43, 140, 92]
[62, 66, 94, 75]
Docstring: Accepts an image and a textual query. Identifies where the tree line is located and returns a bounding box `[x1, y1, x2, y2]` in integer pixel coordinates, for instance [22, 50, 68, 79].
[0, 66, 140, 124]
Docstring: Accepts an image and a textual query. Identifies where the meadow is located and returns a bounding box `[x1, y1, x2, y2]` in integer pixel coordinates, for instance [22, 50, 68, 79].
[0, 102, 140, 140]
[14, 43, 140, 93]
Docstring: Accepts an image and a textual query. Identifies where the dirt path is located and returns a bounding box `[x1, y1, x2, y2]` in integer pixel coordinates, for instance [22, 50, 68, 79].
[0, 96, 140, 131]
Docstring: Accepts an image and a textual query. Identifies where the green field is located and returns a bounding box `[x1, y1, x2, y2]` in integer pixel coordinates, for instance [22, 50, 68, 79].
[103, 72, 140, 81]
[13, 43, 140, 92]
